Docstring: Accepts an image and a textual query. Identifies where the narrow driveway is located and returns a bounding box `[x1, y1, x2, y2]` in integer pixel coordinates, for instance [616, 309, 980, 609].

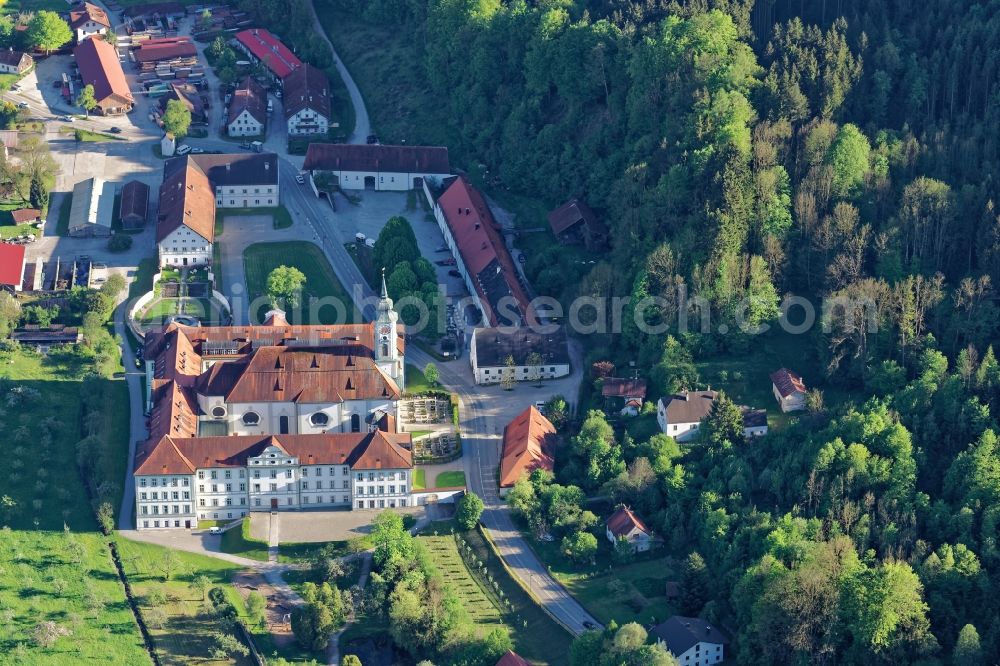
[306, 0, 371, 144]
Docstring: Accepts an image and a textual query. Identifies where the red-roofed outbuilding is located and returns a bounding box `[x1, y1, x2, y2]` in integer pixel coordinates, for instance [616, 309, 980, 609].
[0, 243, 26, 291]
[234, 29, 301, 80]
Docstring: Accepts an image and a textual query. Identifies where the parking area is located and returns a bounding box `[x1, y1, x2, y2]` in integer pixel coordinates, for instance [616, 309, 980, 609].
[248, 506, 424, 544]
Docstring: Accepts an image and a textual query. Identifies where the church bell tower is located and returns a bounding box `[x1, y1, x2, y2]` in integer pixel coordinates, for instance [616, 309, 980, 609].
[374, 269, 402, 384]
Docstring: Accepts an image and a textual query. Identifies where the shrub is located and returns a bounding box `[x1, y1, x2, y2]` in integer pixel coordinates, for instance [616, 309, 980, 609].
[108, 234, 132, 252]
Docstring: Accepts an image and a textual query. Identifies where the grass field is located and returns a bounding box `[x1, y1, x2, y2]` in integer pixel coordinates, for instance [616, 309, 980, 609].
[405, 362, 434, 394]
[114, 539, 256, 666]
[243, 241, 360, 325]
[129, 258, 157, 299]
[0, 350, 147, 664]
[435, 471, 466, 488]
[218, 205, 293, 232]
[529, 535, 675, 626]
[218, 518, 269, 562]
[412, 468, 426, 490]
[442, 524, 573, 665]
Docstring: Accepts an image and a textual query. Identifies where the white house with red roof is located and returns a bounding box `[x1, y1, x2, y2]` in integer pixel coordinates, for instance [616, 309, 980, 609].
[770, 367, 807, 412]
[69, 2, 111, 43]
[606, 506, 658, 553]
[233, 29, 302, 82]
[303, 143, 451, 192]
[0, 242, 26, 291]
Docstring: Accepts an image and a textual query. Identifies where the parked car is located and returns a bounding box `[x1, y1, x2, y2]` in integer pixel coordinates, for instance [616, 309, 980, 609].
[448, 269, 461, 278]
[191, 147, 204, 154]
[176, 144, 191, 155]
[208, 526, 222, 535]
[52, 80, 62, 88]
[59, 115, 73, 122]
[109, 126, 122, 134]
[435, 258, 457, 266]
[295, 174, 305, 184]
[11, 84, 19, 91]
[16, 102, 28, 109]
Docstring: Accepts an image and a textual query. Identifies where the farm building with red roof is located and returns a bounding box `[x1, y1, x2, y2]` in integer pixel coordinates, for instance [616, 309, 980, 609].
[234, 29, 301, 81]
[0, 243, 26, 291]
[74, 37, 133, 115]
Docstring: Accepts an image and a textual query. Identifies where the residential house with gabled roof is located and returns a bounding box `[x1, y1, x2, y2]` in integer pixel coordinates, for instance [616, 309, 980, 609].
[0, 48, 33, 75]
[73, 36, 133, 115]
[284, 63, 331, 137]
[303, 143, 451, 192]
[656, 390, 769, 442]
[606, 506, 658, 553]
[499, 405, 556, 494]
[0, 242, 26, 291]
[70, 2, 111, 43]
[649, 616, 728, 666]
[770, 367, 807, 412]
[227, 76, 266, 137]
[495, 651, 532, 666]
[470, 326, 570, 385]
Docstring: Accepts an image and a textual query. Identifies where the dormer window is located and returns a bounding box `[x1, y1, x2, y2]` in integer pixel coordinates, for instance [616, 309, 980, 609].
[242, 411, 260, 426]
[212, 406, 226, 418]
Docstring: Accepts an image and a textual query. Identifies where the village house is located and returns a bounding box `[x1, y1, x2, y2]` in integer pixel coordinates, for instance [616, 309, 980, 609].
[226, 76, 266, 137]
[605, 506, 658, 553]
[283, 63, 331, 137]
[233, 29, 302, 82]
[470, 326, 570, 386]
[73, 37, 134, 115]
[69, 2, 111, 43]
[656, 390, 769, 442]
[649, 616, 728, 666]
[547, 198, 608, 250]
[495, 651, 532, 666]
[0, 242, 25, 292]
[0, 48, 33, 75]
[156, 153, 279, 267]
[10, 208, 41, 226]
[303, 143, 451, 192]
[602, 377, 647, 416]
[499, 405, 556, 495]
[771, 367, 807, 412]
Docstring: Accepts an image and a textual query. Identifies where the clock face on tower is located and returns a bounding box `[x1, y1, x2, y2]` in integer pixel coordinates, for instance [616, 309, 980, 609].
[378, 324, 391, 336]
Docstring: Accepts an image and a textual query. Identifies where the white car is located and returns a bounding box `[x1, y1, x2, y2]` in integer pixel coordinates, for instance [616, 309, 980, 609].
[208, 526, 222, 535]
[176, 144, 191, 155]
[191, 147, 204, 154]
[295, 174, 305, 184]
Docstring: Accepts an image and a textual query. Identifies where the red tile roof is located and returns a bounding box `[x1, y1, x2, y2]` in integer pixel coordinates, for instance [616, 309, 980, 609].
[303, 143, 450, 174]
[70, 2, 111, 30]
[496, 651, 532, 666]
[438, 176, 532, 326]
[770, 368, 806, 398]
[235, 29, 301, 79]
[0, 242, 25, 287]
[500, 406, 556, 488]
[227, 76, 267, 126]
[156, 162, 216, 243]
[135, 431, 413, 474]
[601, 378, 647, 399]
[283, 63, 331, 121]
[134, 36, 196, 63]
[73, 37, 134, 109]
[10, 208, 41, 224]
[607, 506, 651, 538]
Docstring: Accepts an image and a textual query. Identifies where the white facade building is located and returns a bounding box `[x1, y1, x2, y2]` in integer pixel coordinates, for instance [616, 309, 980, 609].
[134, 431, 414, 528]
[650, 616, 727, 666]
[302, 143, 451, 192]
[70, 3, 110, 43]
[470, 327, 570, 386]
[284, 64, 331, 137]
[657, 391, 769, 442]
[158, 224, 212, 267]
[227, 109, 264, 137]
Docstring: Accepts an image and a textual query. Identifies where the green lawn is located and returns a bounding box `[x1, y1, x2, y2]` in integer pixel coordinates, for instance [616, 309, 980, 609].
[412, 468, 426, 490]
[435, 471, 466, 488]
[217, 205, 294, 232]
[528, 534, 675, 627]
[114, 538, 256, 666]
[1, 0, 66, 15]
[129, 259, 157, 299]
[59, 126, 125, 142]
[440, 523, 573, 665]
[0, 349, 148, 664]
[0, 200, 42, 239]
[218, 518, 270, 562]
[243, 241, 360, 325]
[405, 362, 436, 394]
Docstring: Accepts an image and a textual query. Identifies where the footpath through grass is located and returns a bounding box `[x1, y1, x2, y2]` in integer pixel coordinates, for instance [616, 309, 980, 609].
[243, 241, 360, 325]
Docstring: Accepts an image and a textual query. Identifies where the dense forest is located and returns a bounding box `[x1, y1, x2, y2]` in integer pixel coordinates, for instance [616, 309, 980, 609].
[329, 0, 1000, 663]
